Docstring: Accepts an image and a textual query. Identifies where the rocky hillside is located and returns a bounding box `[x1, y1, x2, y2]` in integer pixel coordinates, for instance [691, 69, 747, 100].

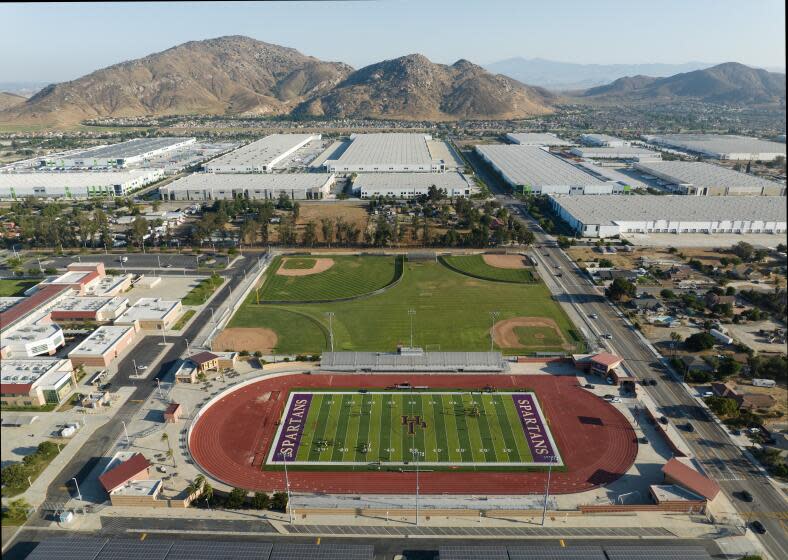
[583, 62, 785, 105]
[0, 92, 26, 111]
[296, 55, 554, 120]
[0, 36, 353, 126]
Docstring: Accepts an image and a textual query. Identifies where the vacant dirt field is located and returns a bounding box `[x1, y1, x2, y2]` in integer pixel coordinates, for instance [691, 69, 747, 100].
[214, 327, 278, 353]
[493, 317, 572, 350]
[483, 254, 528, 269]
[276, 257, 335, 276]
[295, 202, 369, 242]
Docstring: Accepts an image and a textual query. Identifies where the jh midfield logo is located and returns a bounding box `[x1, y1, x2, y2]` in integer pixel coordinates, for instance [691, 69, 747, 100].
[402, 415, 427, 435]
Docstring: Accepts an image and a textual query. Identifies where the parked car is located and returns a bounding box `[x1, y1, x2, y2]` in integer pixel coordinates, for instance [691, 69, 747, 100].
[731, 429, 742, 436]
[740, 490, 753, 503]
[685, 423, 695, 432]
[639, 436, 648, 444]
[611, 397, 621, 403]
[751, 520, 766, 534]
[584, 384, 595, 389]
[649, 379, 658, 386]
[658, 416, 669, 425]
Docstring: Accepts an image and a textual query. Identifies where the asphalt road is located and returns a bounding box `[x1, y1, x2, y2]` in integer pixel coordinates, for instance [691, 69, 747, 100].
[488, 188, 788, 559]
[45, 252, 225, 271]
[3, 528, 723, 560]
[25, 254, 261, 517]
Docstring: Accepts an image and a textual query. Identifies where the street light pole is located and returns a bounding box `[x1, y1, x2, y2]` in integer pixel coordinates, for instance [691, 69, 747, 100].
[407, 309, 416, 348]
[283, 458, 294, 523]
[209, 307, 215, 323]
[489, 311, 500, 352]
[132, 358, 138, 376]
[325, 312, 335, 352]
[185, 338, 191, 356]
[156, 378, 163, 399]
[71, 477, 82, 501]
[541, 455, 555, 526]
[121, 421, 130, 446]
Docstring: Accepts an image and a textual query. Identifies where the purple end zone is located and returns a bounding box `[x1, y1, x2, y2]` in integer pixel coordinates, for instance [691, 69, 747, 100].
[512, 394, 557, 464]
[272, 393, 313, 461]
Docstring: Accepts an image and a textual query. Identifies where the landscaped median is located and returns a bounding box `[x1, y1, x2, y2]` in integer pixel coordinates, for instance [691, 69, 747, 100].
[173, 309, 196, 330]
[182, 273, 224, 306]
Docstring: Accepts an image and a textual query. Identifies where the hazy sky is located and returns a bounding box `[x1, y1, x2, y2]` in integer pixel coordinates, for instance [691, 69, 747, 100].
[1, 0, 785, 83]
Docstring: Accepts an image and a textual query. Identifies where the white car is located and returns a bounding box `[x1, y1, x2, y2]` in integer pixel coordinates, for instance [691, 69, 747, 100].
[611, 397, 622, 403]
[589, 313, 599, 319]
[137, 365, 147, 370]
[157, 465, 167, 473]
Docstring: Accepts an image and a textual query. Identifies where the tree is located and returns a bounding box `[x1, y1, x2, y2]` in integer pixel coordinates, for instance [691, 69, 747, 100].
[660, 289, 676, 300]
[605, 278, 636, 302]
[251, 491, 270, 510]
[5, 498, 31, 523]
[129, 216, 148, 248]
[302, 221, 317, 247]
[1, 463, 28, 489]
[717, 358, 741, 379]
[226, 487, 247, 509]
[731, 241, 755, 261]
[557, 236, 571, 249]
[705, 396, 740, 418]
[270, 491, 289, 512]
[684, 332, 716, 352]
[670, 332, 683, 356]
[320, 218, 335, 246]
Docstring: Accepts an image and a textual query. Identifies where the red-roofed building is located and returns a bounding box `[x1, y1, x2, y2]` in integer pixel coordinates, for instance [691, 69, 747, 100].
[99, 453, 151, 495]
[661, 458, 720, 502]
[164, 402, 182, 423]
[189, 351, 220, 373]
[573, 352, 624, 376]
[0, 284, 71, 333]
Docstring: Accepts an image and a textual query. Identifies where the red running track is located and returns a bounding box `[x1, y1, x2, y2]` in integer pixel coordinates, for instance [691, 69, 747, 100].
[189, 374, 637, 495]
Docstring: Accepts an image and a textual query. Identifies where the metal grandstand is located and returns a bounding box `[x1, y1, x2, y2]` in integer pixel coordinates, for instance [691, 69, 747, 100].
[320, 347, 507, 372]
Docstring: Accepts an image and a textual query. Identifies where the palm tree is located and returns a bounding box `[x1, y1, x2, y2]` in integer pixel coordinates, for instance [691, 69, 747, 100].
[670, 332, 683, 356]
[202, 482, 214, 509]
[166, 448, 175, 467]
[161, 432, 171, 452]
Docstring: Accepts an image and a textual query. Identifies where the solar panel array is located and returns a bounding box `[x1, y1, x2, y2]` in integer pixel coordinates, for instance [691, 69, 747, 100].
[605, 546, 713, 560]
[439, 545, 509, 560]
[508, 545, 607, 560]
[25, 538, 371, 560]
[440, 545, 711, 560]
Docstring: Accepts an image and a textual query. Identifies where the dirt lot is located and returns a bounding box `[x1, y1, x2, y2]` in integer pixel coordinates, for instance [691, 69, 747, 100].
[483, 254, 528, 269]
[726, 319, 787, 354]
[295, 202, 369, 242]
[214, 327, 277, 353]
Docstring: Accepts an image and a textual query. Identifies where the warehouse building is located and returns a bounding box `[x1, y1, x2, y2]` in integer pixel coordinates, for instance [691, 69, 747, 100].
[41, 137, 196, 169]
[579, 134, 628, 147]
[68, 324, 139, 368]
[476, 145, 625, 194]
[325, 133, 445, 173]
[159, 173, 335, 201]
[642, 134, 787, 161]
[570, 146, 661, 162]
[204, 134, 319, 173]
[634, 161, 786, 196]
[352, 172, 478, 198]
[0, 358, 76, 407]
[0, 169, 164, 199]
[115, 298, 182, 330]
[505, 132, 572, 147]
[50, 296, 129, 323]
[550, 195, 787, 238]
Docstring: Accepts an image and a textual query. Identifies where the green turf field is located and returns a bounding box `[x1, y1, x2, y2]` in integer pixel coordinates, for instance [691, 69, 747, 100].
[513, 326, 566, 348]
[441, 255, 536, 283]
[282, 258, 317, 270]
[267, 390, 562, 468]
[259, 255, 400, 301]
[230, 258, 582, 355]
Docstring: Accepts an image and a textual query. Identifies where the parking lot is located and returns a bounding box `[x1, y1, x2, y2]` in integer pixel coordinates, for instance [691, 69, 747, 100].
[44, 253, 223, 271]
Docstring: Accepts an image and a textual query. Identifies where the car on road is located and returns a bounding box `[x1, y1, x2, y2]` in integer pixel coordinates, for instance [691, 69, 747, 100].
[750, 520, 766, 534]
[685, 423, 695, 432]
[589, 313, 598, 319]
[658, 416, 669, 425]
[164, 264, 173, 268]
[740, 490, 754, 502]
[119, 256, 128, 263]
[556, 272, 563, 277]
[602, 333, 613, 339]
[554, 264, 561, 269]
[731, 429, 742, 436]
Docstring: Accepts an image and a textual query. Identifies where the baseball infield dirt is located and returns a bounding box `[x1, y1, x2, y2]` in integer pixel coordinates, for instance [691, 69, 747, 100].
[214, 327, 278, 353]
[493, 317, 572, 350]
[276, 257, 335, 277]
[483, 254, 528, 269]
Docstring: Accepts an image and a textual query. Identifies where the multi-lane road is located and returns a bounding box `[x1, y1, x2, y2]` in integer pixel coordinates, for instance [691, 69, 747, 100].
[494, 191, 787, 560]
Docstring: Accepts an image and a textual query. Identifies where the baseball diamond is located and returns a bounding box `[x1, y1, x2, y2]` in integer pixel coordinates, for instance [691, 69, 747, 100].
[267, 390, 562, 468]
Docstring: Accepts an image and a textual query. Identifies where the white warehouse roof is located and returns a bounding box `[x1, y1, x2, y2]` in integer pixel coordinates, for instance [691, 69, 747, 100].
[551, 195, 787, 227]
[476, 145, 604, 187]
[353, 172, 476, 195]
[506, 132, 572, 146]
[643, 134, 787, 160]
[162, 172, 335, 193]
[571, 146, 660, 159]
[0, 169, 161, 189]
[330, 133, 435, 167]
[204, 134, 318, 172]
[634, 161, 783, 191]
[55, 137, 195, 161]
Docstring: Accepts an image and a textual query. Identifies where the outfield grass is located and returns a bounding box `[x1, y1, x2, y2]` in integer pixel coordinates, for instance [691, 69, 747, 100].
[282, 258, 317, 270]
[268, 390, 561, 470]
[232, 259, 580, 355]
[441, 255, 536, 283]
[260, 255, 400, 301]
[0, 279, 38, 297]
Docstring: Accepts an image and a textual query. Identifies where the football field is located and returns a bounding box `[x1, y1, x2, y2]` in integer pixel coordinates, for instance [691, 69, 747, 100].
[267, 390, 562, 468]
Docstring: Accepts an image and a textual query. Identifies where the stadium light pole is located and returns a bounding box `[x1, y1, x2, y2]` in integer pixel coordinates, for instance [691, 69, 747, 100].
[283, 458, 293, 523]
[407, 309, 416, 348]
[489, 311, 500, 352]
[325, 312, 335, 352]
[541, 455, 556, 526]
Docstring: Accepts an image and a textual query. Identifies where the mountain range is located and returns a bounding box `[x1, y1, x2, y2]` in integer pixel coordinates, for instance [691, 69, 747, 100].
[0, 36, 784, 127]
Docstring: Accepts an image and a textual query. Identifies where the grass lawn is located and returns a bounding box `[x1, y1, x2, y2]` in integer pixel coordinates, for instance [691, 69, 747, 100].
[259, 255, 400, 302]
[282, 257, 317, 270]
[1, 441, 61, 498]
[231, 258, 579, 355]
[0, 279, 38, 297]
[182, 274, 224, 306]
[268, 390, 561, 470]
[441, 255, 536, 283]
[173, 309, 196, 330]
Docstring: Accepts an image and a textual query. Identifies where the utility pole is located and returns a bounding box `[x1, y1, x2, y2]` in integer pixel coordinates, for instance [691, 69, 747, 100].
[325, 312, 335, 352]
[541, 455, 555, 526]
[489, 311, 500, 352]
[407, 309, 416, 348]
